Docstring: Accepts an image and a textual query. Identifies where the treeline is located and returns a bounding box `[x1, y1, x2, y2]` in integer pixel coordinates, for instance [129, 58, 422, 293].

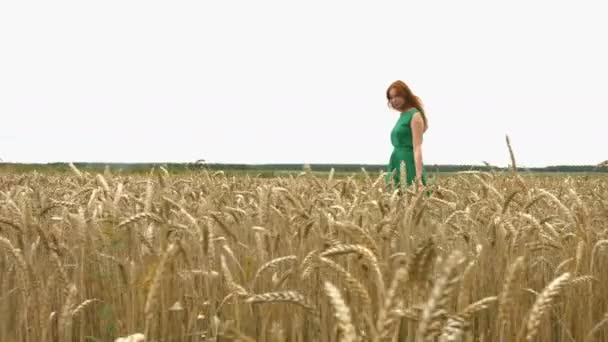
[0, 162, 606, 174]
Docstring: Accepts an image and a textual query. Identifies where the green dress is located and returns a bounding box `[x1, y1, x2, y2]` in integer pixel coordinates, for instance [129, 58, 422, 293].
[385, 108, 427, 188]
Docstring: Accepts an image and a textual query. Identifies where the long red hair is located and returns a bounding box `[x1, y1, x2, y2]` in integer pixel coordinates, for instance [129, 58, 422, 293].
[386, 80, 428, 130]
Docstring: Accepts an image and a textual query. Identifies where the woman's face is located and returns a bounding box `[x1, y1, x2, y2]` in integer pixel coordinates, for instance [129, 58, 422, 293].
[388, 87, 405, 111]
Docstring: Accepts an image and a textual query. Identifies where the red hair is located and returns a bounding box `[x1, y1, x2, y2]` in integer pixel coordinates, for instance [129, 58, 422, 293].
[386, 80, 428, 130]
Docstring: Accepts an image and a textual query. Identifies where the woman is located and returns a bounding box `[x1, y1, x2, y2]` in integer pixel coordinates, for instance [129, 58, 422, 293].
[384, 80, 428, 190]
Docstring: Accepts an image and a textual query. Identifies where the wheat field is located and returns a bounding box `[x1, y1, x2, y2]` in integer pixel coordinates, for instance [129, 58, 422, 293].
[0, 165, 607, 342]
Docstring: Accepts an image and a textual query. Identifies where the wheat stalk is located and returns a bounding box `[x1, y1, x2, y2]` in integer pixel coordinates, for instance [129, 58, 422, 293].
[245, 291, 313, 310]
[525, 272, 572, 341]
[417, 250, 465, 341]
[324, 281, 358, 342]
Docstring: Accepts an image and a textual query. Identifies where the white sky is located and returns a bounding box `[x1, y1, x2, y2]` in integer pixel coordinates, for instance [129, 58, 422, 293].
[1, 1, 606, 167]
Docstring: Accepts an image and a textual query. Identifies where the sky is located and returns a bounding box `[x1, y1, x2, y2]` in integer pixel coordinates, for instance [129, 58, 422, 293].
[1, 1, 606, 167]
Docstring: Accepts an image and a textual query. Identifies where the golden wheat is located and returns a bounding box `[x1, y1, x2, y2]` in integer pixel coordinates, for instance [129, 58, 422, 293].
[0, 167, 606, 341]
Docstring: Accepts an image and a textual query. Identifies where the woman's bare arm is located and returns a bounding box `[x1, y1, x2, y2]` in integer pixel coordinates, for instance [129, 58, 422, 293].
[411, 112, 425, 186]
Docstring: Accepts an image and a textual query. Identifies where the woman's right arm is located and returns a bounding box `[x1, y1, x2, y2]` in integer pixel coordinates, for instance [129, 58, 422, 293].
[411, 112, 425, 188]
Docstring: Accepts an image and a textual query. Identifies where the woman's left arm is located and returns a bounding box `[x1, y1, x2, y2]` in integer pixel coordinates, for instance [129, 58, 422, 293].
[411, 113, 425, 187]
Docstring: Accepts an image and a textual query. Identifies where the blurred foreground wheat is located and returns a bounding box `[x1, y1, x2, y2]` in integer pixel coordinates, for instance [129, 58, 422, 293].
[1, 166, 607, 341]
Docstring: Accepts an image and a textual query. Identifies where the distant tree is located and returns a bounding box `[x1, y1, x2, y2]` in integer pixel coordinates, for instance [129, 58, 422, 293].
[596, 160, 608, 169]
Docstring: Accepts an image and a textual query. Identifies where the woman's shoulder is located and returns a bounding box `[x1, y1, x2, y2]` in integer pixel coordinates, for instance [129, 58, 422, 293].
[410, 110, 428, 132]
[399, 108, 418, 121]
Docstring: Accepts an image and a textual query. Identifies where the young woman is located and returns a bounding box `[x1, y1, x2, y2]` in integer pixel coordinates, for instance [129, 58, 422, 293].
[385, 80, 429, 190]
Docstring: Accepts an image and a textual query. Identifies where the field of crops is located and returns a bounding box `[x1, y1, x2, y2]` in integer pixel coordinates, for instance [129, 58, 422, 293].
[1, 166, 607, 341]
